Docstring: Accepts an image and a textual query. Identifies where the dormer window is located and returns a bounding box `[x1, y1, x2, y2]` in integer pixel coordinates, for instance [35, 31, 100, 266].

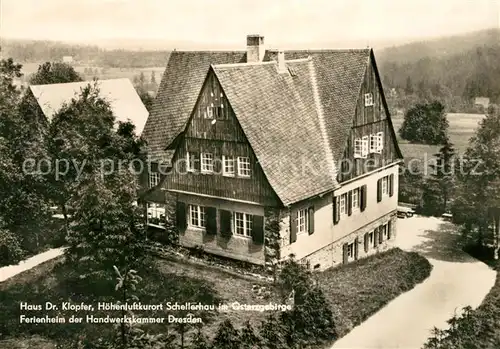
[364, 93, 374, 107]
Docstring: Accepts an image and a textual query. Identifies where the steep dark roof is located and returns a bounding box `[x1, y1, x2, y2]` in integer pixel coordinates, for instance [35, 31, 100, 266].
[143, 48, 399, 205]
[267, 50, 371, 162]
[143, 51, 246, 159]
[212, 60, 336, 204]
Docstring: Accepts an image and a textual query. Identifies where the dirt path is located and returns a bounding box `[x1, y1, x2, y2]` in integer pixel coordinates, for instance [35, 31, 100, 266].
[0, 248, 65, 282]
[331, 216, 496, 349]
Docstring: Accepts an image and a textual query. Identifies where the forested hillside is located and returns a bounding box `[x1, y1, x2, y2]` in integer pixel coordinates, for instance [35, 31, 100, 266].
[1, 38, 170, 68]
[378, 29, 500, 111]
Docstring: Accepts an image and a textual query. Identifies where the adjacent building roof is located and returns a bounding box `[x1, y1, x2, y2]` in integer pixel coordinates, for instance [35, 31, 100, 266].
[29, 78, 149, 135]
[143, 48, 393, 205]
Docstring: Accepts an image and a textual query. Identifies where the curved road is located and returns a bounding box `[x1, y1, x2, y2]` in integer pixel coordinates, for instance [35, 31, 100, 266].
[331, 216, 496, 349]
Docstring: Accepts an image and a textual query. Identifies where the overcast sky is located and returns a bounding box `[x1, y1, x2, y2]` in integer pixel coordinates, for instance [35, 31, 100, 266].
[1, 0, 498, 48]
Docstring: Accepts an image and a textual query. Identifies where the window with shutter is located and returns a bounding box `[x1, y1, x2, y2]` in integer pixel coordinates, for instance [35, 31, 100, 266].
[364, 233, 369, 252]
[354, 138, 363, 158]
[377, 179, 382, 202]
[354, 238, 359, 260]
[252, 215, 264, 244]
[176, 201, 187, 232]
[308, 206, 315, 235]
[297, 208, 308, 234]
[333, 196, 340, 225]
[360, 185, 367, 212]
[290, 211, 297, 243]
[369, 134, 377, 153]
[379, 226, 384, 244]
[347, 191, 353, 216]
[206, 207, 217, 235]
[376, 132, 384, 153]
[343, 243, 348, 264]
[234, 212, 253, 237]
[361, 136, 369, 158]
[374, 228, 379, 247]
[387, 220, 392, 239]
[219, 210, 232, 236]
[389, 174, 395, 197]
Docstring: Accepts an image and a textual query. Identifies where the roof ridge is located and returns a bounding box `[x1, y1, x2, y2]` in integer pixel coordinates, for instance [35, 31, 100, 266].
[307, 59, 338, 184]
[173, 50, 245, 53]
[212, 61, 276, 69]
[267, 48, 371, 53]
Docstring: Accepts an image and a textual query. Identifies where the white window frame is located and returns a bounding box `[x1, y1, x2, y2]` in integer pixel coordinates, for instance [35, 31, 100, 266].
[340, 193, 347, 215]
[369, 134, 377, 153]
[188, 205, 206, 229]
[234, 212, 252, 237]
[351, 188, 360, 211]
[347, 242, 355, 259]
[297, 208, 308, 234]
[364, 93, 374, 107]
[222, 155, 235, 177]
[381, 176, 389, 196]
[201, 153, 214, 173]
[237, 156, 251, 177]
[354, 138, 362, 158]
[376, 132, 384, 153]
[361, 136, 369, 158]
[149, 171, 160, 188]
[186, 152, 196, 172]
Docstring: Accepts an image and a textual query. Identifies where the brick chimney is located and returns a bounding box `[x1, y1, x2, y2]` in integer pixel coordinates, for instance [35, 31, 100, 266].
[246, 34, 265, 63]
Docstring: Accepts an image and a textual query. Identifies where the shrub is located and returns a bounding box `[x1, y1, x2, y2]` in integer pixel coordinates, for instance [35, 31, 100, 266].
[0, 228, 24, 266]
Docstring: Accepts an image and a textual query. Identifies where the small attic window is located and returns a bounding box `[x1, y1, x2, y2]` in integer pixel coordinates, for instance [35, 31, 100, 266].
[364, 93, 374, 107]
[288, 66, 297, 77]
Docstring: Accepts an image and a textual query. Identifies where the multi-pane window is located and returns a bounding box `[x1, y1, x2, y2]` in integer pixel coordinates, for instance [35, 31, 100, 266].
[351, 188, 359, 210]
[340, 193, 347, 215]
[189, 205, 206, 228]
[234, 212, 252, 237]
[201, 153, 214, 173]
[364, 93, 374, 106]
[369, 132, 384, 153]
[376, 132, 384, 152]
[297, 209, 308, 233]
[354, 137, 369, 158]
[237, 157, 251, 177]
[149, 171, 160, 188]
[381, 176, 389, 195]
[354, 139, 363, 158]
[222, 155, 235, 177]
[347, 242, 355, 258]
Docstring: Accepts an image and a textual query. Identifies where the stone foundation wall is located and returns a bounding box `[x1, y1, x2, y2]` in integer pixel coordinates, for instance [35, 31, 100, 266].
[301, 211, 398, 271]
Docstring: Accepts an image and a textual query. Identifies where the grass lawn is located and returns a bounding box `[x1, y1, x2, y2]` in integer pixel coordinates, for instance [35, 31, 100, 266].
[319, 248, 432, 339]
[392, 113, 484, 177]
[0, 248, 431, 348]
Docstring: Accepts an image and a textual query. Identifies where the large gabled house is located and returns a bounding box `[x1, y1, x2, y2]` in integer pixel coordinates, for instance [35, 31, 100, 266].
[142, 35, 403, 270]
